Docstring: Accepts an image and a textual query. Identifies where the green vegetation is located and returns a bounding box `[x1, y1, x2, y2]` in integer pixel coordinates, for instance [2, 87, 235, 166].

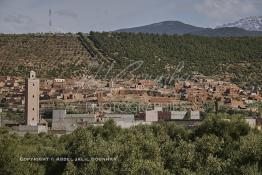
[1, 117, 262, 174]
[0, 111, 24, 123]
[89, 32, 262, 87]
[203, 101, 259, 118]
[77, 32, 113, 64]
[0, 32, 262, 86]
[1, 33, 262, 88]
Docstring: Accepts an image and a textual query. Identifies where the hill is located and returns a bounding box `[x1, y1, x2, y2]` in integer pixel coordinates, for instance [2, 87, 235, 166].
[190, 27, 262, 37]
[1, 32, 262, 88]
[89, 32, 262, 87]
[0, 34, 99, 78]
[115, 21, 205, 35]
[115, 21, 262, 37]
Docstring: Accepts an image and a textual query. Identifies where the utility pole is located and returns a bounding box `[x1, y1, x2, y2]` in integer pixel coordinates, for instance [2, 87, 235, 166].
[49, 9, 52, 32]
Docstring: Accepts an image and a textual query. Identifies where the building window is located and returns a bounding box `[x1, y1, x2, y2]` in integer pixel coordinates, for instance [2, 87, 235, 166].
[32, 108, 34, 111]
[32, 95, 34, 98]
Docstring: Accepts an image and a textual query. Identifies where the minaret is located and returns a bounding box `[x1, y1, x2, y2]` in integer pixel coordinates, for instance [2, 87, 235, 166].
[25, 71, 39, 126]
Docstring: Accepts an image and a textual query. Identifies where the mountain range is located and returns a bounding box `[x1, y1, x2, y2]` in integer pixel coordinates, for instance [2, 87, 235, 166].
[115, 17, 262, 37]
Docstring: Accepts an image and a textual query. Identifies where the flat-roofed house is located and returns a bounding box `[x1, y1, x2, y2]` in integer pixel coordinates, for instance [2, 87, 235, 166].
[171, 111, 187, 120]
[145, 110, 158, 122]
[52, 109, 95, 132]
[191, 111, 200, 120]
[103, 113, 135, 128]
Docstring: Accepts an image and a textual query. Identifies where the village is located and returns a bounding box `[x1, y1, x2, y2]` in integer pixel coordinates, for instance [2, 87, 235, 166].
[1, 72, 262, 134]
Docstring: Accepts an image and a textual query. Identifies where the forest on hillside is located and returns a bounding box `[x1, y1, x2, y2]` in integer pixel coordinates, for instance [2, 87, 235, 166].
[1, 33, 262, 88]
[89, 32, 262, 87]
[1, 117, 262, 175]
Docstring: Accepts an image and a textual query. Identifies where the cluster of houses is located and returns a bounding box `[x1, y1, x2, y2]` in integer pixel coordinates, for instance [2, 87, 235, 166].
[1, 72, 262, 135]
[1, 75, 261, 113]
[0, 76, 24, 112]
[44, 77, 262, 133]
[175, 78, 261, 110]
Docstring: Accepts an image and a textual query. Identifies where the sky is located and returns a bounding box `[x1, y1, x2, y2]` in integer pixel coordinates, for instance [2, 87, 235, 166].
[0, 0, 261, 33]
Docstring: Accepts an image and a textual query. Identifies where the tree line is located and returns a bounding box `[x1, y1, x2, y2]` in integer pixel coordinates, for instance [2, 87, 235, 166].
[1, 116, 262, 175]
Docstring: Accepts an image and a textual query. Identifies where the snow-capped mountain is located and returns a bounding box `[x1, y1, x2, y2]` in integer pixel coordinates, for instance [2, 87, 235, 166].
[217, 16, 262, 31]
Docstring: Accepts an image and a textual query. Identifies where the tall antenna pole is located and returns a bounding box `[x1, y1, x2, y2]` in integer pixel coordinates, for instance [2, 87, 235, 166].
[49, 9, 52, 32]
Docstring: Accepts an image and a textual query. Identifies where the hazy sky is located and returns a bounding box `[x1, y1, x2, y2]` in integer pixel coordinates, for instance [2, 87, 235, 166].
[0, 0, 261, 33]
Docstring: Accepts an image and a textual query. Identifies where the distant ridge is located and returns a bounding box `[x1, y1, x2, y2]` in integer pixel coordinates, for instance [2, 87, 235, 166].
[115, 21, 205, 35]
[190, 27, 262, 37]
[115, 20, 262, 37]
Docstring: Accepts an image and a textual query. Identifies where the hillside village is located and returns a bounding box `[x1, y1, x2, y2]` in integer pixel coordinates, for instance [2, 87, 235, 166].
[1, 73, 262, 132]
[1, 33, 262, 132]
[1, 75, 261, 110]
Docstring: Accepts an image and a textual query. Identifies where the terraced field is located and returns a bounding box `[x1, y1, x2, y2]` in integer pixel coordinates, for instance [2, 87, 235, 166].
[0, 34, 98, 78]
